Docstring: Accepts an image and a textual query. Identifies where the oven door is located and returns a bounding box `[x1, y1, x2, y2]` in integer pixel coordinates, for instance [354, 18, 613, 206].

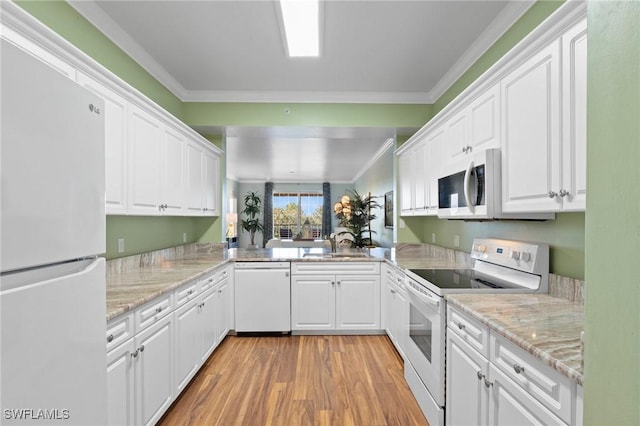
[404, 278, 445, 406]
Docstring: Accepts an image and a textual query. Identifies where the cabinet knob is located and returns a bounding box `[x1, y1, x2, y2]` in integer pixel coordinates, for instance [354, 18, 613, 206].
[131, 349, 139, 358]
[155, 307, 163, 313]
[548, 191, 558, 198]
[476, 371, 484, 381]
[457, 322, 466, 330]
[484, 378, 493, 388]
[559, 189, 570, 198]
[107, 334, 114, 343]
[513, 363, 525, 374]
[139, 345, 145, 353]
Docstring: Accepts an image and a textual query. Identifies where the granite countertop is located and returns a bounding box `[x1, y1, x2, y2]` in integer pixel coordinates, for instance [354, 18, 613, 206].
[446, 293, 584, 385]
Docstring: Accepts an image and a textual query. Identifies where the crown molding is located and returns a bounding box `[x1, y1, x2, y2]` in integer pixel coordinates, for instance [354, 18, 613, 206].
[181, 89, 434, 104]
[428, 0, 535, 102]
[352, 137, 395, 183]
[67, 0, 189, 100]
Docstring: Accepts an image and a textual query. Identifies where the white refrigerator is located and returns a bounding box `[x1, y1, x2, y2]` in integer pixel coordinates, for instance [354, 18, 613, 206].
[1, 39, 108, 425]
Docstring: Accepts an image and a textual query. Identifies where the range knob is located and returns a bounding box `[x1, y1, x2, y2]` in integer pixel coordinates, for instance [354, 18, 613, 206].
[476, 244, 487, 253]
[511, 250, 521, 260]
[522, 252, 532, 262]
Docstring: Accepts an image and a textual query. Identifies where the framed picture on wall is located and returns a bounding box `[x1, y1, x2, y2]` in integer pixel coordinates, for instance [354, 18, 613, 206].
[384, 191, 393, 229]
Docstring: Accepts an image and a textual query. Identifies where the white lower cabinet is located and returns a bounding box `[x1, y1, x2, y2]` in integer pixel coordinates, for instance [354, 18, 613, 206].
[134, 314, 174, 426]
[446, 305, 580, 426]
[106, 264, 233, 426]
[382, 263, 408, 358]
[291, 262, 381, 332]
[106, 336, 135, 426]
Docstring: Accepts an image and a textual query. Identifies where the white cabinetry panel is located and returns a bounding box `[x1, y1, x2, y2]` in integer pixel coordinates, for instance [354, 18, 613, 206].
[161, 127, 186, 215]
[501, 40, 562, 213]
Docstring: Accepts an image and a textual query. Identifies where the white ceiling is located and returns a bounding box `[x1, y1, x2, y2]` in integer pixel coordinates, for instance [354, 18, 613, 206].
[68, 0, 534, 182]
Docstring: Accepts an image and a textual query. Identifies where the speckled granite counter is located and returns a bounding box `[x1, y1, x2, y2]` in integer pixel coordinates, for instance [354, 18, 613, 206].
[446, 293, 584, 385]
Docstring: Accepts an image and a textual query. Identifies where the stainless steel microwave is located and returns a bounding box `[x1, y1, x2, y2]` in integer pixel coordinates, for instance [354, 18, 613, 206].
[437, 148, 554, 220]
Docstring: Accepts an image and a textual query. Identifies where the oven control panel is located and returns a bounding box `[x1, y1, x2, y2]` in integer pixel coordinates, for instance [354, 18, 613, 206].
[470, 238, 549, 275]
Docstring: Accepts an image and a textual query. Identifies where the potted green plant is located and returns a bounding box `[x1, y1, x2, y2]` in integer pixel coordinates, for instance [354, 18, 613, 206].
[333, 190, 380, 248]
[240, 191, 264, 249]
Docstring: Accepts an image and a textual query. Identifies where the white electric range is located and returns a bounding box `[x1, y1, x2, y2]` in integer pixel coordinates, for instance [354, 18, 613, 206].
[402, 238, 549, 426]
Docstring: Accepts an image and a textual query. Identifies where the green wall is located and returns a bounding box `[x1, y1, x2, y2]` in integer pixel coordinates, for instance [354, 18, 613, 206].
[584, 2, 640, 424]
[354, 147, 394, 248]
[184, 102, 432, 129]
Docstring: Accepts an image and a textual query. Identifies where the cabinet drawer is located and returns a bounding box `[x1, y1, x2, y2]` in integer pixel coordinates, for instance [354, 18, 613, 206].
[292, 261, 380, 275]
[199, 272, 217, 293]
[175, 282, 199, 307]
[135, 294, 173, 332]
[490, 334, 572, 423]
[106, 312, 134, 352]
[447, 305, 489, 358]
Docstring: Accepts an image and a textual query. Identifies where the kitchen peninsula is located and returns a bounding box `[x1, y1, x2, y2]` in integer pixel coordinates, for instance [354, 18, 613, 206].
[104, 242, 584, 425]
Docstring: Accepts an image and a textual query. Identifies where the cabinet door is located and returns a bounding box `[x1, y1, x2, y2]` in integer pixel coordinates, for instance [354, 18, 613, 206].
[413, 141, 428, 213]
[469, 83, 501, 152]
[335, 274, 381, 330]
[134, 315, 173, 426]
[426, 128, 444, 211]
[174, 300, 200, 394]
[398, 152, 414, 215]
[291, 275, 335, 330]
[161, 127, 186, 215]
[561, 19, 587, 211]
[394, 286, 408, 359]
[488, 365, 567, 426]
[186, 142, 204, 214]
[215, 277, 231, 343]
[382, 279, 394, 336]
[203, 149, 219, 216]
[107, 339, 135, 426]
[444, 110, 469, 162]
[446, 331, 489, 426]
[128, 105, 162, 214]
[76, 72, 128, 215]
[501, 40, 562, 213]
[200, 287, 218, 363]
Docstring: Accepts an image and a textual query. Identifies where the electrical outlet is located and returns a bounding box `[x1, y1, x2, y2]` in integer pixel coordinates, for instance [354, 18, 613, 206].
[399, 219, 406, 229]
[183, 232, 187, 243]
[453, 235, 460, 247]
[432, 233, 436, 243]
[117, 238, 125, 253]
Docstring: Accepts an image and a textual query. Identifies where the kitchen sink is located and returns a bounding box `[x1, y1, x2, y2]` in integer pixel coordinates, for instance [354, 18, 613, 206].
[302, 252, 369, 258]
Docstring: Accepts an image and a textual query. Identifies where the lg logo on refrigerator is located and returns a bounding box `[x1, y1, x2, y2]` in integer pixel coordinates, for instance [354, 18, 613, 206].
[88, 103, 101, 115]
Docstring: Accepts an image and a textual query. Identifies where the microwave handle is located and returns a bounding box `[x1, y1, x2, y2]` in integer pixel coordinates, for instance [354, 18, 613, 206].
[464, 160, 475, 212]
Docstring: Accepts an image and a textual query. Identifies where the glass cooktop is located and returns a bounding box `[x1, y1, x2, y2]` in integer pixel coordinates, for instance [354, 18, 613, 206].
[407, 268, 504, 291]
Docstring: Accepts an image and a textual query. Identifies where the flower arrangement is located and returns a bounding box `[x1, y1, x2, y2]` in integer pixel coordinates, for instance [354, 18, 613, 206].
[333, 190, 380, 248]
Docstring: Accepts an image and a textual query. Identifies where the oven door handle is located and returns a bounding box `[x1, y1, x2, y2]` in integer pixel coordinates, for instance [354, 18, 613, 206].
[407, 282, 440, 308]
[464, 160, 475, 213]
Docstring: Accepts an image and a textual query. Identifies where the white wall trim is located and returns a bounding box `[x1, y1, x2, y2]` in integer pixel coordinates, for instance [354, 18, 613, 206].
[1, 0, 222, 156]
[396, 0, 587, 156]
[352, 138, 395, 183]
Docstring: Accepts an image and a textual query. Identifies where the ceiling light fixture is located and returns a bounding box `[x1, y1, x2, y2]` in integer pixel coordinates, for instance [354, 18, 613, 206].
[278, 0, 320, 57]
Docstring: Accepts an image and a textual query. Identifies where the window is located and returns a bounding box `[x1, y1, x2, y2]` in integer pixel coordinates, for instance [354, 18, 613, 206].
[273, 192, 323, 239]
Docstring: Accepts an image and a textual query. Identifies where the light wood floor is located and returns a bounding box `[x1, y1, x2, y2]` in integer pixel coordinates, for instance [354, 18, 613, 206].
[158, 335, 430, 426]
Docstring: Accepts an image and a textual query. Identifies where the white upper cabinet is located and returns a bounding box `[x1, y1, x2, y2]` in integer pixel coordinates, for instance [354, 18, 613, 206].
[560, 19, 587, 211]
[203, 149, 220, 216]
[186, 141, 220, 216]
[76, 72, 128, 215]
[128, 105, 163, 215]
[398, 151, 414, 215]
[502, 18, 587, 214]
[444, 83, 501, 165]
[160, 126, 186, 215]
[501, 40, 562, 213]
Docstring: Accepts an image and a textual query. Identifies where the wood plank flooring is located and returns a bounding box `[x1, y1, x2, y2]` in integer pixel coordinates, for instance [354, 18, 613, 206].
[158, 335, 430, 426]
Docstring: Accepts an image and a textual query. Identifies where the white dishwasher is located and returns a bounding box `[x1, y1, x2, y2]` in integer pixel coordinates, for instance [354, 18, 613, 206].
[234, 262, 291, 333]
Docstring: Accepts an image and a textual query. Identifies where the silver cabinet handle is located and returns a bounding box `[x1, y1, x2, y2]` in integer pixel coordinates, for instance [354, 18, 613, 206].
[457, 322, 466, 330]
[139, 345, 145, 353]
[155, 307, 163, 313]
[331, 281, 335, 286]
[559, 189, 570, 198]
[548, 191, 558, 198]
[131, 349, 139, 358]
[107, 334, 114, 343]
[187, 289, 194, 295]
[477, 371, 484, 381]
[513, 364, 525, 374]
[390, 289, 396, 294]
[484, 378, 493, 388]
[337, 281, 341, 285]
